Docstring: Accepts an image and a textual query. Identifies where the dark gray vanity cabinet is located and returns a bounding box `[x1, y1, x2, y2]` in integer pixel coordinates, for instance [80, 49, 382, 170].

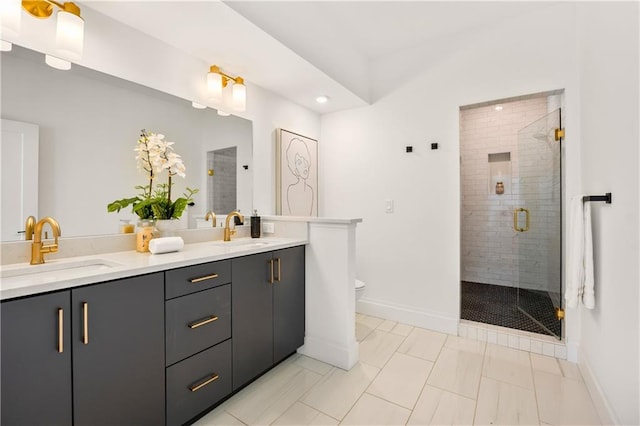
[273, 245, 305, 363]
[165, 260, 233, 426]
[232, 246, 305, 390]
[0, 273, 164, 426]
[71, 273, 165, 426]
[1, 291, 73, 426]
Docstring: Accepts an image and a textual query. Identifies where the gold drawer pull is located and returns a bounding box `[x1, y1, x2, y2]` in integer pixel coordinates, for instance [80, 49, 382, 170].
[82, 302, 89, 345]
[189, 373, 219, 392]
[189, 273, 219, 283]
[188, 315, 219, 329]
[58, 308, 64, 353]
[268, 259, 274, 284]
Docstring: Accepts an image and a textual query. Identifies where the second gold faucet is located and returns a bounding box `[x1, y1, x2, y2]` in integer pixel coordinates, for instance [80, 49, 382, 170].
[28, 216, 61, 264]
[223, 211, 244, 241]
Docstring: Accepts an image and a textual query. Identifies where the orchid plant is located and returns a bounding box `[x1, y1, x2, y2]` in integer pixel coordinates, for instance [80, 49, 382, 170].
[108, 129, 198, 220]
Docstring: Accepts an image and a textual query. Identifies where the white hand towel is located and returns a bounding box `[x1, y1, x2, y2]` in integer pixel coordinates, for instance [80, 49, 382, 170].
[149, 236, 184, 254]
[565, 195, 596, 309]
[582, 201, 595, 309]
[566, 195, 585, 308]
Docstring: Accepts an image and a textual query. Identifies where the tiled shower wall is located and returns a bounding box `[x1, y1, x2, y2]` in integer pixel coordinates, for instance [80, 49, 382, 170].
[207, 147, 237, 215]
[460, 97, 552, 289]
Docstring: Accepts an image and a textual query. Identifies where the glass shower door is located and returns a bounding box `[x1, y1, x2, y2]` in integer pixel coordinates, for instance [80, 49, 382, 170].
[515, 109, 562, 338]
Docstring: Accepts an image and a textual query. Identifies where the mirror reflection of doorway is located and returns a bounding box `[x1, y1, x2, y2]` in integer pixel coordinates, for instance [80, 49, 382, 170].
[207, 147, 237, 216]
[459, 90, 564, 340]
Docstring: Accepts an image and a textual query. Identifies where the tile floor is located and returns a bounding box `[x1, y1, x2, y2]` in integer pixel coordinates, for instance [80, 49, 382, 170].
[194, 314, 601, 425]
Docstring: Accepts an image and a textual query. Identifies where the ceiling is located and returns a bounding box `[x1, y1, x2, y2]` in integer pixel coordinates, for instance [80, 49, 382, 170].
[86, 1, 553, 114]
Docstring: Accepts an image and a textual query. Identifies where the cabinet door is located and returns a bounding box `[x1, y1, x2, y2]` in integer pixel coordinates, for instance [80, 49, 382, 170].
[232, 252, 273, 390]
[273, 246, 306, 363]
[72, 273, 165, 426]
[1, 291, 72, 426]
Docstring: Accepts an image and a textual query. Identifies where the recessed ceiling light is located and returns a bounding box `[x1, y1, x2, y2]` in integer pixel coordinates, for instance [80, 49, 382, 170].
[191, 101, 207, 109]
[494, 104, 503, 111]
[316, 95, 329, 104]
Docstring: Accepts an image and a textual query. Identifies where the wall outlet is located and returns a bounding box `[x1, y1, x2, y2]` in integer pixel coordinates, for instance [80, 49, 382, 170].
[262, 222, 275, 234]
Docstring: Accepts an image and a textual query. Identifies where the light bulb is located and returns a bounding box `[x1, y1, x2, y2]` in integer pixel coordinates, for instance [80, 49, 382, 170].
[207, 69, 223, 101]
[0, 0, 21, 38]
[232, 78, 246, 112]
[56, 9, 84, 61]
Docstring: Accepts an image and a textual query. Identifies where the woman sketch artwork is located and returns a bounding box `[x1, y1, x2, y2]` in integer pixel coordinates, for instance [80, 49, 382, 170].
[286, 137, 314, 215]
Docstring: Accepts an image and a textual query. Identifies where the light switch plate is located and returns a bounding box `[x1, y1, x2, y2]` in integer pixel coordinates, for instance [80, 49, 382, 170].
[385, 199, 394, 213]
[262, 222, 275, 234]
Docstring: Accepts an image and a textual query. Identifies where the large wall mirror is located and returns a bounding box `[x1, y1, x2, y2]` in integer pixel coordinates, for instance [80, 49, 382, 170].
[1, 45, 253, 241]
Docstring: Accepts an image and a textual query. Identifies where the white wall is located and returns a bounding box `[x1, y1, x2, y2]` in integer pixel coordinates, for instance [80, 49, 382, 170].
[576, 3, 639, 425]
[320, 3, 581, 334]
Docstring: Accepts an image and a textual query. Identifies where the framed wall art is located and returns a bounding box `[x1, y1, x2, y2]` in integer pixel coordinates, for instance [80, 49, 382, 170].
[276, 129, 318, 216]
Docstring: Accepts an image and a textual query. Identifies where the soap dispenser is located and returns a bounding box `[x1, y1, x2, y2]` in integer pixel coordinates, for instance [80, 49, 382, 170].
[251, 209, 261, 238]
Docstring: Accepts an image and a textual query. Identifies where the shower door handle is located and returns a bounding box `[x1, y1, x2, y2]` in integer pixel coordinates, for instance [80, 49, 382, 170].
[513, 208, 530, 232]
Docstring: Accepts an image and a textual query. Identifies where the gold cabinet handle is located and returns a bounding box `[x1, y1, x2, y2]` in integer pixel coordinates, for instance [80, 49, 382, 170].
[513, 208, 531, 232]
[58, 308, 64, 353]
[275, 258, 281, 282]
[82, 302, 89, 345]
[188, 315, 219, 329]
[189, 273, 219, 283]
[268, 259, 274, 284]
[189, 373, 219, 392]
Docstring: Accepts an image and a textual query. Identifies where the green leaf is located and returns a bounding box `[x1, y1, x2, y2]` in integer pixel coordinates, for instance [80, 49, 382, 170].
[107, 197, 139, 213]
[171, 198, 188, 219]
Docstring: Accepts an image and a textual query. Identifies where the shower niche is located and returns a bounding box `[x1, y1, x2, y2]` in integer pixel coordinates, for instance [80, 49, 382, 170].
[488, 152, 511, 195]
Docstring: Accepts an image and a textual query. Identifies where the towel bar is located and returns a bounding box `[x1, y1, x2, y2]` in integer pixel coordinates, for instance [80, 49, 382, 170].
[582, 193, 612, 204]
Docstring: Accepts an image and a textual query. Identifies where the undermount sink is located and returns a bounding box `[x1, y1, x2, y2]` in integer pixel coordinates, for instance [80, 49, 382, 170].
[0, 259, 121, 290]
[211, 238, 271, 249]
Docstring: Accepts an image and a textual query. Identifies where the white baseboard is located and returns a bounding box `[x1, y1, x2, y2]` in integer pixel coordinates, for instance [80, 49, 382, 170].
[356, 297, 458, 335]
[298, 335, 359, 371]
[578, 353, 619, 425]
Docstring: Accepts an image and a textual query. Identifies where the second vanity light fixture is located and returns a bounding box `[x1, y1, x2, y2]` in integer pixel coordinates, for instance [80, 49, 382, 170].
[1, 0, 84, 70]
[207, 65, 246, 112]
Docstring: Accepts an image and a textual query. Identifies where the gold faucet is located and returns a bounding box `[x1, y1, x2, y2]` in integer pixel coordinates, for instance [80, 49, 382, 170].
[204, 211, 217, 227]
[31, 216, 61, 265]
[24, 216, 36, 240]
[223, 211, 244, 241]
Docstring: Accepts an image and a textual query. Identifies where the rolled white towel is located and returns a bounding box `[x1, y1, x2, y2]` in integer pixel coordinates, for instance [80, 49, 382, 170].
[149, 236, 184, 254]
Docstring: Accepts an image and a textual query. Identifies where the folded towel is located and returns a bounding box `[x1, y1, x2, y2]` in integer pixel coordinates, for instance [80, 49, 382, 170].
[582, 201, 595, 308]
[565, 195, 595, 309]
[149, 236, 184, 254]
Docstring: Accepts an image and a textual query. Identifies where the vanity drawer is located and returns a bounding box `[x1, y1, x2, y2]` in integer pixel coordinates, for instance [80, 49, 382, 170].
[166, 339, 232, 426]
[166, 285, 231, 366]
[165, 259, 231, 299]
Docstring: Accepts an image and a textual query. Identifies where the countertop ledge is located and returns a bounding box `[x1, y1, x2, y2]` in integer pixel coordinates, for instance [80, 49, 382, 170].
[0, 237, 307, 301]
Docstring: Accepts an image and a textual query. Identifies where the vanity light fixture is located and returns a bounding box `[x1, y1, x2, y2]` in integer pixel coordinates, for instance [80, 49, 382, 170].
[191, 101, 207, 109]
[18, 0, 85, 67]
[217, 109, 230, 117]
[207, 65, 246, 112]
[0, 40, 12, 51]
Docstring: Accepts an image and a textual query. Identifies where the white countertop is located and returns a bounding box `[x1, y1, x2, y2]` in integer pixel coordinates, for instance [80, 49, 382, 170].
[0, 237, 307, 301]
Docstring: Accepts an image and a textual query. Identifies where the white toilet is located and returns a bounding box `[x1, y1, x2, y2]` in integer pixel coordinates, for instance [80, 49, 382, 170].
[355, 279, 366, 300]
